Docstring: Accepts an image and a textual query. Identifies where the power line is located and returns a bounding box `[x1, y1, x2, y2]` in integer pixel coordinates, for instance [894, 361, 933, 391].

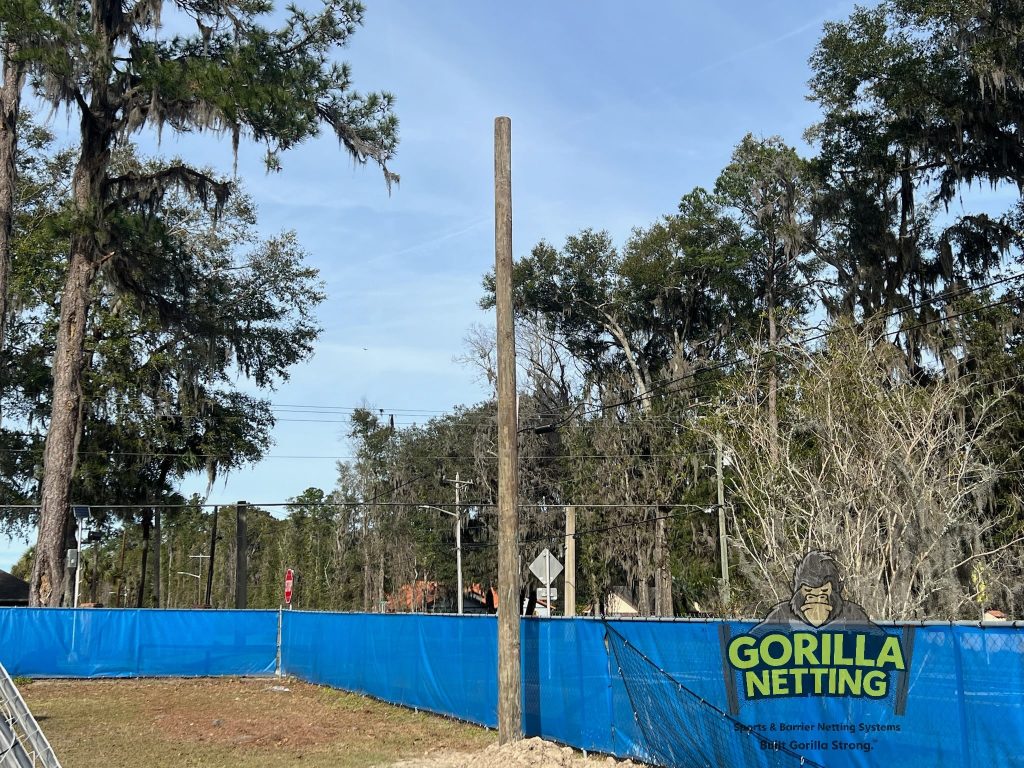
[463, 507, 719, 550]
[6, 308, 1022, 464]
[0, 444, 715, 460]
[4, 277, 1020, 476]
[0, 501, 713, 511]
[270, 404, 454, 414]
[250, 272, 1024, 429]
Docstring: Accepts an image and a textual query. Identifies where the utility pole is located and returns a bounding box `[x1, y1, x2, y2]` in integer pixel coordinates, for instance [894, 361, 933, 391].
[564, 506, 576, 617]
[235, 500, 247, 609]
[72, 518, 82, 608]
[444, 473, 474, 615]
[494, 115, 521, 744]
[205, 506, 218, 608]
[716, 434, 730, 607]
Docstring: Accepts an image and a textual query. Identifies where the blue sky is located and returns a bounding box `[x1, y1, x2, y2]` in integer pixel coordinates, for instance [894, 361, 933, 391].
[2, 1, 863, 569]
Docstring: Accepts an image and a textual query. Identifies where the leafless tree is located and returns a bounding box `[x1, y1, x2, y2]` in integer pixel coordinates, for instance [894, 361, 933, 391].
[708, 328, 1020, 620]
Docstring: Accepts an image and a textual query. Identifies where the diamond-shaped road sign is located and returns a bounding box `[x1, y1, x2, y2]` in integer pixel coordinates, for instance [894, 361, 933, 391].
[529, 548, 563, 586]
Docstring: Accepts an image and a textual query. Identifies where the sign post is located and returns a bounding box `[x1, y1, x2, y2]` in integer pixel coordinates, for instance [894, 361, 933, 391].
[284, 568, 294, 608]
[529, 549, 563, 617]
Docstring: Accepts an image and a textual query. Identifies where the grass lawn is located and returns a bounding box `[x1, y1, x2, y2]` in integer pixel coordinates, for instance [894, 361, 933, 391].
[20, 677, 495, 768]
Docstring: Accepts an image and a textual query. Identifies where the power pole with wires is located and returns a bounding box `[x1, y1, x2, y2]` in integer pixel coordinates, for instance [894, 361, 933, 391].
[444, 472, 474, 615]
[494, 115, 521, 744]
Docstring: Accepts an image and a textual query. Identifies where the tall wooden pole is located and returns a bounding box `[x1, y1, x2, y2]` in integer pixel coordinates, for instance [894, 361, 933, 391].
[564, 506, 576, 617]
[455, 472, 463, 615]
[494, 115, 521, 744]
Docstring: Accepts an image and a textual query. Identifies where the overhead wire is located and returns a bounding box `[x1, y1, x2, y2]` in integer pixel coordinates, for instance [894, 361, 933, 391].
[2, 273, 1021, 508]
[236, 271, 1024, 430]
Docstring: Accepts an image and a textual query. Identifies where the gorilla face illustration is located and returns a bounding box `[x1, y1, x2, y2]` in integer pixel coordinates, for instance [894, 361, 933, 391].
[752, 551, 877, 637]
[797, 581, 834, 627]
[787, 550, 844, 628]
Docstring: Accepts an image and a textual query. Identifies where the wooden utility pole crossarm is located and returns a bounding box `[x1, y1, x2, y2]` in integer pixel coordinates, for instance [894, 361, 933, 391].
[494, 115, 521, 744]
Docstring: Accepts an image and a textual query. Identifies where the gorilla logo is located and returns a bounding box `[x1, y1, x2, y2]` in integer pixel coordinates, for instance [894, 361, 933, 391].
[756, 551, 873, 631]
[799, 581, 833, 627]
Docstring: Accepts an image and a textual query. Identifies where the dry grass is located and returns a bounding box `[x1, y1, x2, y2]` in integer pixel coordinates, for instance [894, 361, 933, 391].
[20, 677, 495, 768]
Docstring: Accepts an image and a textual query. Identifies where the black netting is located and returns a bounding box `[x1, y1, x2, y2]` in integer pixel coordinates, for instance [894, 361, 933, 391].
[605, 625, 824, 768]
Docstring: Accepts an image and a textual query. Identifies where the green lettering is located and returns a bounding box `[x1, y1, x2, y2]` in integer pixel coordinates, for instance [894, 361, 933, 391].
[863, 670, 888, 698]
[833, 634, 853, 665]
[790, 667, 808, 694]
[854, 634, 874, 667]
[745, 670, 771, 697]
[810, 667, 830, 693]
[877, 636, 905, 670]
[838, 668, 862, 696]
[793, 632, 818, 666]
[771, 668, 790, 695]
[729, 636, 759, 670]
[761, 634, 792, 667]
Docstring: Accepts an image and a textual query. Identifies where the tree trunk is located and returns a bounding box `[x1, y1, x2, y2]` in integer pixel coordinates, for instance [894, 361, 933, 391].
[152, 510, 161, 608]
[205, 507, 218, 608]
[654, 514, 664, 615]
[90, 536, 100, 603]
[654, 513, 673, 616]
[29, 245, 97, 605]
[376, 549, 385, 613]
[60, 562, 73, 608]
[29, 103, 108, 606]
[137, 509, 152, 608]
[767, 295, 779, 463]
[115, 524, 127, 608]
[637, 574, 651, 616]
[0, 48, 24, 393]
[361, 521, 371, 612]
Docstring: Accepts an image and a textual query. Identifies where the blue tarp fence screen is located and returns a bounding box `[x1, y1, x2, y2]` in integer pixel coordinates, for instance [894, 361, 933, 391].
[2, 609, 1022, 767]
[0, 609, 277, 678]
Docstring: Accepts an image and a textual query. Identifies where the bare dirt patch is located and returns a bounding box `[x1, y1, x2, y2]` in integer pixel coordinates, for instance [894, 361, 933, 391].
[386, 737, 644, 768]
[20, 677, 494, 768]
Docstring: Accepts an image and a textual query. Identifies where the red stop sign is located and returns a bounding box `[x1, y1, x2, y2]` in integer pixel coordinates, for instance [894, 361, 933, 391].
[284, 568, 294, 605]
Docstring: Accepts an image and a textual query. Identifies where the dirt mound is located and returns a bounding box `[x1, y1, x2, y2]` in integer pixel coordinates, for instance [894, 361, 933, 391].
[388, 736, 643, 768]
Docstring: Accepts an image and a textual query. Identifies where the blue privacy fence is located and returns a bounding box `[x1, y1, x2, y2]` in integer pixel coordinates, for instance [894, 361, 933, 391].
[2, 609, 1022, 767]
[0, 609, 277, 677]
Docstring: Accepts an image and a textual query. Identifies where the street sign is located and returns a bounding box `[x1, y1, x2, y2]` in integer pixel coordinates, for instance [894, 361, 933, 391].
[529, 549, 563, 584]
[284, 568, 294, 605]
[537, 587, 558, 601]
[72, 506, 90, 521]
